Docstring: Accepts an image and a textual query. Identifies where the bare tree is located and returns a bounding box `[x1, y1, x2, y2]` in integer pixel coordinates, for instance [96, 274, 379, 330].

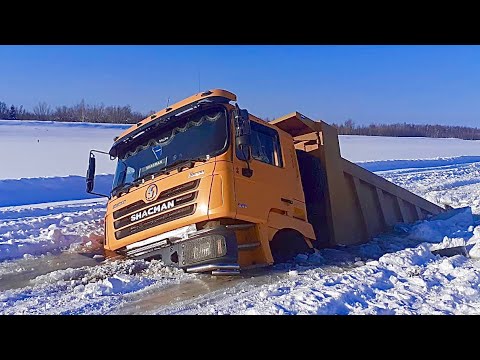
[0, 101, 9, 119]
[33, 102, 52, 120]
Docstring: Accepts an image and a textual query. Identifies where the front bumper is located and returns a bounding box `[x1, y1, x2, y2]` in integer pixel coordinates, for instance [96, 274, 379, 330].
[118, 226, 239, 274]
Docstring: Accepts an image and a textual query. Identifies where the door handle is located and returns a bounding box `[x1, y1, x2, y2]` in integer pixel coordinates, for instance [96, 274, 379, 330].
[281, 198, 293, 204]
[242, 168, 253, 177]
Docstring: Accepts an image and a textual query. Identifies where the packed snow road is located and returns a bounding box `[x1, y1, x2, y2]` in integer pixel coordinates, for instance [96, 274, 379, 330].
[1, 157, 480, 314]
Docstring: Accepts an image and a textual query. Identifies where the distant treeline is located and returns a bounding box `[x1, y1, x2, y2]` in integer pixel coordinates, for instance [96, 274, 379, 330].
[332, 119, 480, 140]
[0, 100, 147, 124]
[2, 100, 479, 140]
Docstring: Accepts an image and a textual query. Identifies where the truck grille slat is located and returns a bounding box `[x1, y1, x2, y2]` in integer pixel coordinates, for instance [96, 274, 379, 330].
[113, 179, 199, 220]
[115, 204, 196, 240]
[114, 191, 197, 229]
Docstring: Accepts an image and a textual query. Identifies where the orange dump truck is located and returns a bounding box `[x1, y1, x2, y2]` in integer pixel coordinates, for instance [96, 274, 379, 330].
[86, 89, 443, 275]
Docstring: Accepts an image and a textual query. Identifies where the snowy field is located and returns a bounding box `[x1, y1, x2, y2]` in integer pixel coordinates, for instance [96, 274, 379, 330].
[1, 120, 480, 314]
[0, 120, 128, 206]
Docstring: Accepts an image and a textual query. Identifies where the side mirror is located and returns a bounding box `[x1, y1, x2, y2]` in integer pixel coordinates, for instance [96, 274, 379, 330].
[234, 105, 251, 161]
[86, 152, 96, 193]
[86, 149, 111, 198]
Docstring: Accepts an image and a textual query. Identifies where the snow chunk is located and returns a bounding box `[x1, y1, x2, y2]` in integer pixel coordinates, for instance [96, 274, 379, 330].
[60, 217, 73, 225]
[469, 243, 480, 259]
[288, 270, 299, 277]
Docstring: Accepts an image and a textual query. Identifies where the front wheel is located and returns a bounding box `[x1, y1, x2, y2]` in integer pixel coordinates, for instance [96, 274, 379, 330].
[269, 229, 311, 264]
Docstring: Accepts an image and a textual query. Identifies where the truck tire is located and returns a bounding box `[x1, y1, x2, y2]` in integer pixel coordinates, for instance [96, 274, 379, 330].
[269, 229, 311, 263]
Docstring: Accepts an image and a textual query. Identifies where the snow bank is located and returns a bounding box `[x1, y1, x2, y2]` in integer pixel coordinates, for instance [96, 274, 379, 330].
[339, 135, 480, 163]
[0, 175, 113, 207]
[358, 156, 480, 172]
[380, 161, 480, 214]
[0, 201, 105, 261]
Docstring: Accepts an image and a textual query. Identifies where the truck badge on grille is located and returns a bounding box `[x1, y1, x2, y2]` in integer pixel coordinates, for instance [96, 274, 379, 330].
[145, 184, 158, 202]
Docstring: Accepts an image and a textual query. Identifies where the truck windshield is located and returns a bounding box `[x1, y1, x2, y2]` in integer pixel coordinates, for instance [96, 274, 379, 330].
[112, 106, 228, 191]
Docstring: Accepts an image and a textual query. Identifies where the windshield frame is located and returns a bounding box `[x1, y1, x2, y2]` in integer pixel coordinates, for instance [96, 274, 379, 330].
[111, 104, 230, 195]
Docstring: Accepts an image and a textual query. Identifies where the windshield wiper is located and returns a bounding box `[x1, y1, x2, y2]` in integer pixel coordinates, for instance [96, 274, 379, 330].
[163, 156, 208, 173]
[131, 168, 171, 186]
[111, 182, 134, 197]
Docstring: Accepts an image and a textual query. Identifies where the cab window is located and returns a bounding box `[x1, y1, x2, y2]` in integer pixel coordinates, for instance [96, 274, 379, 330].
[239, 121, 283, 167]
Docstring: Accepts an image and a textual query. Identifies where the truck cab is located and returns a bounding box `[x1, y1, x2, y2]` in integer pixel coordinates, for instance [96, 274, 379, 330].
[87, 89, 315, 275]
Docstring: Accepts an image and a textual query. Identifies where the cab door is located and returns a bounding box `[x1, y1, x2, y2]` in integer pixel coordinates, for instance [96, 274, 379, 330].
[233, 119, 293, 223]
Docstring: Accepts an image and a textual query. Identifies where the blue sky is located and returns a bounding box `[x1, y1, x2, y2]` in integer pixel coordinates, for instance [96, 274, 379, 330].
[1, 45, 479, 126]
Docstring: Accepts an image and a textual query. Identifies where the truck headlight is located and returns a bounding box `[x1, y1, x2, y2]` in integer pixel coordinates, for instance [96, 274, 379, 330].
[183, 235, 226, 264]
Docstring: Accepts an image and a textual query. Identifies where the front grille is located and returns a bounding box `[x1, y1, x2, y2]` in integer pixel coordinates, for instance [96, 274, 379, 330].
[113, 200, 144, 220]
[114, 191, 197, 230]
[115, 204, 196, 240]
[113, 179, 200, 220]
[159, 179, 200, 200]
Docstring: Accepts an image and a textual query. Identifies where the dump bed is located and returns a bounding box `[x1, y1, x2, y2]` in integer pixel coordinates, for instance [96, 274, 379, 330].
[271, 113, 444, 247]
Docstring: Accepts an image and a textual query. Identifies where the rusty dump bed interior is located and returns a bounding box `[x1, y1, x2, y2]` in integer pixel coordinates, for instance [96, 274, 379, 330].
[271, 112, 444, 247]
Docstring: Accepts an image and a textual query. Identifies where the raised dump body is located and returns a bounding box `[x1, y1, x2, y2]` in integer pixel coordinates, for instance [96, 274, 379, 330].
[271, 112, 444, 247]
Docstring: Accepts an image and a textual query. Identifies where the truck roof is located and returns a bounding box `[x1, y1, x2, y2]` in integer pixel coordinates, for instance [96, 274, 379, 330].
[110, 89, 236, 157]
[116, 89, 236, 142]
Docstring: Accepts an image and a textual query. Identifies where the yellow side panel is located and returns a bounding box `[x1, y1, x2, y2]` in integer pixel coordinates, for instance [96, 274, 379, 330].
[267, 211, 315, 240]
[209, 175, 223, 210]
[208, 160, 236, 219]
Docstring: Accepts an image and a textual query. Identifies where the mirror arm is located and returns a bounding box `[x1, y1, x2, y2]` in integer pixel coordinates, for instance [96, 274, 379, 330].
[89, 191, 110, 199]
[91, 149, 110, 156]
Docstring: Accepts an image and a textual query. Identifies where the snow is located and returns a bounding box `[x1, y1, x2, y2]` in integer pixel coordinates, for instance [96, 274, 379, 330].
[339, 135, 480, 163]
[0, 175, 114, 207]
[0, 258, 189, 315]
[174, 208, 480, 315]
[0, 120, 128, 206]
[0, 200, 105, 261]
[357, 156, 480, 172]
[0, 120, 128, 180]
[2, 206, 479, 314]
[1, 120, 480, 314]
[378, 161, 480, 214]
